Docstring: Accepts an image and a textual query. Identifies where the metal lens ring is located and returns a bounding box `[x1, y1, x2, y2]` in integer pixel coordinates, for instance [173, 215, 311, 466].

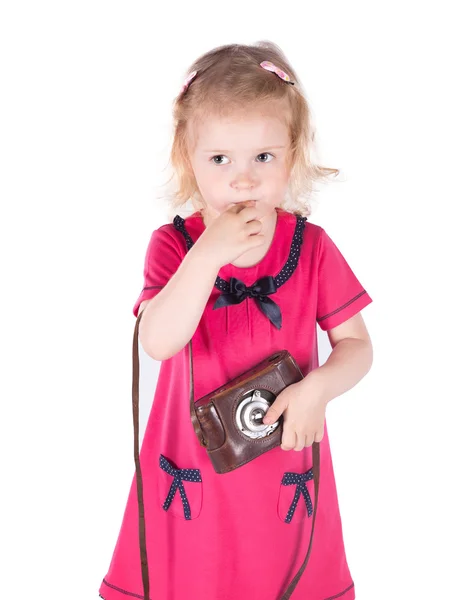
[235, 389, 280, 439]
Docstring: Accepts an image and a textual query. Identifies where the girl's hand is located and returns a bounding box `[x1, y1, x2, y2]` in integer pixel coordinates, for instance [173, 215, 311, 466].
[262, 377, 327, 451]
[194, 201, 265, 269]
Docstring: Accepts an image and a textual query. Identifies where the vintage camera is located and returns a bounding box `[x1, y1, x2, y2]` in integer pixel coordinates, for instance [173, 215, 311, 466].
[193, 351, 303, 474]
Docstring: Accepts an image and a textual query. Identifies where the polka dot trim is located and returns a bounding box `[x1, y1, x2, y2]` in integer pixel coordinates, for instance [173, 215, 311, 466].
[273, 215, 307, 288]
[281, 468, 314, 524]
[159, 454, 202, 520]
[173, 215, 195, 249]
[173, 213, 307, 293]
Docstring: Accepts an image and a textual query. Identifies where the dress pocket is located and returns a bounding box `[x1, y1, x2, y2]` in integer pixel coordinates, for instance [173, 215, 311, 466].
[277, 467, 315, 524]
[158, 454, 203, 520]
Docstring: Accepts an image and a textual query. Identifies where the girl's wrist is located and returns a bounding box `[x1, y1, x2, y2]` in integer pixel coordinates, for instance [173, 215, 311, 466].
[301, 367, 332, 406]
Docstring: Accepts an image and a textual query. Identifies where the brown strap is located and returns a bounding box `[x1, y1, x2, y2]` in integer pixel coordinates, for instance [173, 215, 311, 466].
[280, 441, 320, 599]
[133, 310, 150, 600]
[133, 310, 320, 600]
[189, 339, 207, 447]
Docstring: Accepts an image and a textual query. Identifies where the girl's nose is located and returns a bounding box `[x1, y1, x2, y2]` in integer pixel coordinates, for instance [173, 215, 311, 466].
[231, 174, 257, 191]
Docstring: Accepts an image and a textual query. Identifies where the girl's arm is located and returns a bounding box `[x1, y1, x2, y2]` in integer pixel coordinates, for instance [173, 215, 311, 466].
[305, 312, 373, 402]
[137, 245, 220, 361]
[262, 313, 373, 449]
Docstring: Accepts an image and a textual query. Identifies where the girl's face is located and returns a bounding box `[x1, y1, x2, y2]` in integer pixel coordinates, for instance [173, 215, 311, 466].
[188, 109, 292, 221]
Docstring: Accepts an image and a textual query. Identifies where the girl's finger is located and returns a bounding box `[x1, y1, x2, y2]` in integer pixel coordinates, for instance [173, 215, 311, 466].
[294, 433, 305, 452]
[281, 427, 296, 451]
[305, 435, 315, 447]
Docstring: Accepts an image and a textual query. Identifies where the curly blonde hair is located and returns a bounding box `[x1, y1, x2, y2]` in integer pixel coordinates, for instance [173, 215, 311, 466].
[161, 41, 339, 219]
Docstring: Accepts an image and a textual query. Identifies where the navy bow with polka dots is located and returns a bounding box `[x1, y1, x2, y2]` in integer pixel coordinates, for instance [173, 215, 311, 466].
[281, 469, 314, 523]
[159, 455, 202, 520]
[213, 275, 282, 330]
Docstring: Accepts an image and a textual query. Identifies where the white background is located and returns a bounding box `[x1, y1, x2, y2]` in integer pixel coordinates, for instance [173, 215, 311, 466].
[1, 1, 471, 599]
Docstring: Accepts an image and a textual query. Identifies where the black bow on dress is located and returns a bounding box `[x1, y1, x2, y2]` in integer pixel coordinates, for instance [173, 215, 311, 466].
[281, 469, 314, 523]
[213, 276, 282, 329]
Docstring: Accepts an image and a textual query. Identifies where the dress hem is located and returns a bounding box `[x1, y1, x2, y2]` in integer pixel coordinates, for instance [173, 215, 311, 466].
[99, 578, 355, 600]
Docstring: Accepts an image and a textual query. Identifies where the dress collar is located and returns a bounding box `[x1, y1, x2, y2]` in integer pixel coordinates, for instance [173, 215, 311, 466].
[173, 209, 307, 330]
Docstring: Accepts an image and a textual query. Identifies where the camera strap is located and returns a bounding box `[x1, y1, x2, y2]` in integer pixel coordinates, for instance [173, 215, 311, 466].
[133, 309, 320, 600]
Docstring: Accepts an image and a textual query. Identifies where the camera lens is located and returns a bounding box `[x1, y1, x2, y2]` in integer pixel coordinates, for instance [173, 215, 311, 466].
[235, 389, 280, 439]
[250, 408, 265, 426]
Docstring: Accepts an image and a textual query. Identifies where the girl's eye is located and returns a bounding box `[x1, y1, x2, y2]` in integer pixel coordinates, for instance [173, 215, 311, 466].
[211, 155, 229, 165]
[211, 153, 274, 165]
[257, 153, 274, 163]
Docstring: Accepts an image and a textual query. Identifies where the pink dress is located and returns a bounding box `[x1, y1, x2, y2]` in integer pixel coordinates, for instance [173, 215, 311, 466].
[99, 208, 373, 600]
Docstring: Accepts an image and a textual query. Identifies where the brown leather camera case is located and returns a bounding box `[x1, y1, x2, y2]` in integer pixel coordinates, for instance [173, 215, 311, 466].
[191, 349, 304, 474]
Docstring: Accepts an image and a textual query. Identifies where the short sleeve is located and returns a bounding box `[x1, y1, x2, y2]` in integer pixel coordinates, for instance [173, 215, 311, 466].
[316, 228, 373, 331]
[132, 225, 183, 317]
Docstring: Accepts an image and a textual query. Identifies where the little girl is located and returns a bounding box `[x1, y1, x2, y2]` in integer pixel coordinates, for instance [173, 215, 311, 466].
[99, 41, 373, 600]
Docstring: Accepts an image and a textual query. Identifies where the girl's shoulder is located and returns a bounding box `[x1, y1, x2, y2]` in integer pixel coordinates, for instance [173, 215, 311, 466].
[149, 212, 201, 253]
[284, 211, 326, 250]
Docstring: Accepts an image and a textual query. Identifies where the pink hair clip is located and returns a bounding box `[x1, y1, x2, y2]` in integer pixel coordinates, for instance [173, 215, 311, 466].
[180, 70, 197, 95]
[260, 61, 295, 85]
[180, 61, 294, 97]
